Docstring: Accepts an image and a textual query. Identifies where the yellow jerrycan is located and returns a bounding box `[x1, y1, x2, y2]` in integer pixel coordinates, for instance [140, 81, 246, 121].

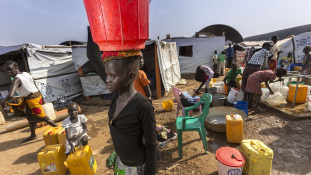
[226, 114, 243, 143]
[37, 144, 68, 175]
[43, 127, 62, 146]
[57, 128, 67, 149]
[239, 139, 273, 175]
[67, 145, 97, 175]
[162, 100, 174, 112]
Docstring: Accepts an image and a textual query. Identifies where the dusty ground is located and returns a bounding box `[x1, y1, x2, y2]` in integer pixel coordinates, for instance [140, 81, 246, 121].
[0, 79, 311, 175]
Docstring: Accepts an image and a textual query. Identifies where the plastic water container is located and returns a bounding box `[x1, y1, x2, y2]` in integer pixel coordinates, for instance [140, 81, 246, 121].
[37, 144, 68, 175]
[227, 88, 241, 104]
[261, 88, 270, 101]
[225, 68, 230, 75]
[234, 101, 248, 116]
[43, 127, 62, 146]
[236, 75, 242, 89]
[216, 147, 245, 175]
[235, 90, 244, 102]
[240, 67, 245, 74]
[304, 85, 311, 96]
[239, 140, 273, 175]
[226, 114, 243, 143]
[287, 85, 308, 103]
[0, 111, 5, 125]
[162, 100, 174, 112]
[308, 96, 311, 111]
[42, 103, 56, 121]
[213, 82, 225, 94]
[83, 0, 149, 51]
[57, 128, 67, 150]
[67, 145, 97, 175]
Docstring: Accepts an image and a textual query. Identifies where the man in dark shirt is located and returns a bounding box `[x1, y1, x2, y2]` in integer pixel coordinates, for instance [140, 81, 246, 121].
[104, 50, 157, 175]
[226, 43, 234, 68]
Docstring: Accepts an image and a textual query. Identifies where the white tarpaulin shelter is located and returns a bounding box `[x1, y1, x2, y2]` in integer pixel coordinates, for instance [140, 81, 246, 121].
[71, 45, 111, 96]
[164, 37, 225, 74]
[240, 32, 311, 63]
[278, 32, 311, 63]
[153, 40, 181, 92]
[0, 43, 83, 102]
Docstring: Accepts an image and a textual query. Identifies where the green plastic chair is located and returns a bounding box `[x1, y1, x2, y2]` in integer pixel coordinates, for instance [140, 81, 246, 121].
[176, 93, 212, 157]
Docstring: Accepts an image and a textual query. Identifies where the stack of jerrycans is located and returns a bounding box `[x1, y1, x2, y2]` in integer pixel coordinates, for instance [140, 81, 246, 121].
[37, 144, 68, 175]
[43, 127, 62, 146]
[239, 139, 273, 175]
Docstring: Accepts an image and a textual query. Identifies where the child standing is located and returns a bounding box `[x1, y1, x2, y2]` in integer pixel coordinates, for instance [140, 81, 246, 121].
[134, 57, 152, 99]
[245, 68, 287, 112]
[218, 51, 226, 76]
[213, 50, 218, 72]
[62, 102, 89, 155]
[223, 63, 242, 91]
[103, 50, 157, 175]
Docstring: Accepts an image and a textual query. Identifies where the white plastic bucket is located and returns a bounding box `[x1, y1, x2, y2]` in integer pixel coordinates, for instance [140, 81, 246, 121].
[217, 160, 243, 175]
[235, 90, 244, 101]
[213, 82, 225, 94]
[308, 96, 311, 111]
[261, 88, 270, 101]
[304, 85, 311, 96]
[228, 88, 240, 104]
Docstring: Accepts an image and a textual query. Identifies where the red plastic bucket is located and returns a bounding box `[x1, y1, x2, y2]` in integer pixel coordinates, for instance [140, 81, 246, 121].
[83, 0, 150, 51]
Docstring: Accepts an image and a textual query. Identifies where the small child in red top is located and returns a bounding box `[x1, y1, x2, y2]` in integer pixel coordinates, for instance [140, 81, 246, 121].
[245, 68, 287, 113]
[134, 57, 151, 99]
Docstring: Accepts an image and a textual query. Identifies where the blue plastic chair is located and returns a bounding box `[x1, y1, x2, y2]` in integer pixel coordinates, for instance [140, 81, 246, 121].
[175, 93, 212, 157]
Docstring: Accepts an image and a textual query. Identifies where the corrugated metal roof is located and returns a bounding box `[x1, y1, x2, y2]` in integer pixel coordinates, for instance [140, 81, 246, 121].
[244, 24, 311, 41]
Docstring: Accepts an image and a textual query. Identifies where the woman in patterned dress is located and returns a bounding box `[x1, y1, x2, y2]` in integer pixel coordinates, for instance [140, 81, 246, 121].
[245, 68, 287, 113]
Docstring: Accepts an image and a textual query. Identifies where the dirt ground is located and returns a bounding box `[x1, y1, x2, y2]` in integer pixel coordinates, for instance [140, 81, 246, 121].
[1, 79, 311, 175]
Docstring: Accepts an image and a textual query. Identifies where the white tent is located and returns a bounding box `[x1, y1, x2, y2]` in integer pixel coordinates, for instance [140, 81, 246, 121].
[239, 32, 311, 64]
[0, 43, 83, 102]
[164, 37, 225, 74]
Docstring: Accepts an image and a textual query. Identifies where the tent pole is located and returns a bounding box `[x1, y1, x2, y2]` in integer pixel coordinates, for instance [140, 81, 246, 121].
[154, 42, 161, 99]
[78, 68, 91, 101]
[20, 49, 29, 72]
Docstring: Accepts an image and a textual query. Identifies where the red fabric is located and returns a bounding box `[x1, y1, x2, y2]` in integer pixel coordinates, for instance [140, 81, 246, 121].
[32, 108, 41, 114]
[101, 50, 142, 62]
[269, 60, 277, 71]
[39, 98, 43, 105]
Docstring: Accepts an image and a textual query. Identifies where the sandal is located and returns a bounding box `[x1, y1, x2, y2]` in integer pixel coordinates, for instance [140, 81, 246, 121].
[254, 107, 265, 113]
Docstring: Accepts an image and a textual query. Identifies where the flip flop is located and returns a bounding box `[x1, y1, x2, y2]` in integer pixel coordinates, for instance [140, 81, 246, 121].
[22, 136, 37, 143]
[254, 107, 265, 113]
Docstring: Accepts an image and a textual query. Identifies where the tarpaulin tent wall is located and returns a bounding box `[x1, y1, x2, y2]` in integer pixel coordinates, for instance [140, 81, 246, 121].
[163, 37, 225, 74]
[141, 40, 181, 98]
[71, 45, 111, 97]
[0, 43, 83, 102]
[240, 32, 311, 64]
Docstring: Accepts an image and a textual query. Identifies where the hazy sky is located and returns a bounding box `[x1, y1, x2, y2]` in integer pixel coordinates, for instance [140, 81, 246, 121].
[0, 0, 309, 46]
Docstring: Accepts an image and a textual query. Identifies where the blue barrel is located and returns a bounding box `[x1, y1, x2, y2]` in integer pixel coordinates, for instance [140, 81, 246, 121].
[234, 101, 248, 116]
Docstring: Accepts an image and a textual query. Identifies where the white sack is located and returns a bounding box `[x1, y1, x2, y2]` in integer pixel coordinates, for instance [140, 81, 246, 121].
[265, 92, 287, 106]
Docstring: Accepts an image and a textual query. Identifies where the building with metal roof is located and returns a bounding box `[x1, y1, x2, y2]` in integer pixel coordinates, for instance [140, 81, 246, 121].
[244, 24, 311, 41]
[195, 24, 244, 43]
